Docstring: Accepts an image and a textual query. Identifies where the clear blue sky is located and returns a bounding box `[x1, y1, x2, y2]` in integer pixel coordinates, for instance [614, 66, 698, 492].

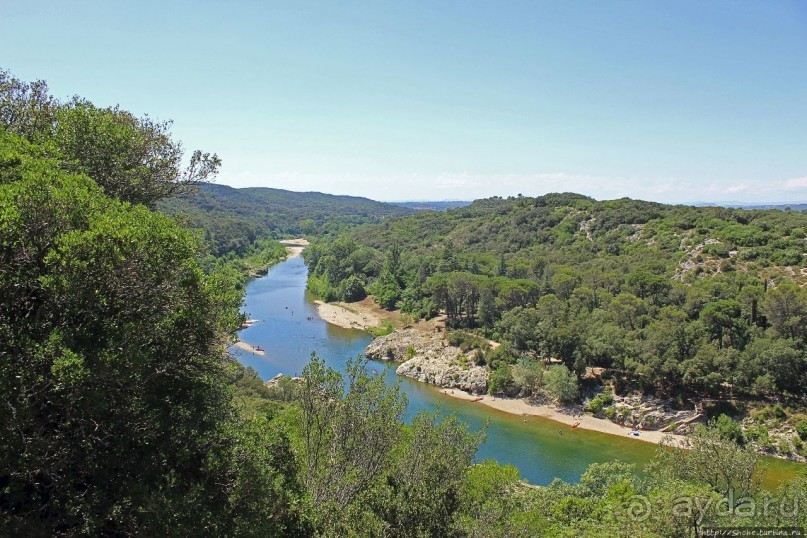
[2, 1, 806, 203]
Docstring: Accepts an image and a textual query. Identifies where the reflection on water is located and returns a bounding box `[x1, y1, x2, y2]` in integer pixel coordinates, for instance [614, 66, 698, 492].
[231, 255, 801, 487]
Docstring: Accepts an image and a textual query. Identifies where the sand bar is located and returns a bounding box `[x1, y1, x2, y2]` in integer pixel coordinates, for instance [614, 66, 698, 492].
[314, 300, 381, 330]
[439, 388, 688, 446]
[280, 238, 309, 259]
[234, 340, 265, 356]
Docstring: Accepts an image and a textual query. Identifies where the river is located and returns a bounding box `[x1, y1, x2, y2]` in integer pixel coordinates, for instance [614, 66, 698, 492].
[230, 254, 801, 486]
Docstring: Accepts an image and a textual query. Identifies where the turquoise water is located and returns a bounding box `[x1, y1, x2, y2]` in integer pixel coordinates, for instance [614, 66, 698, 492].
[230, 255, 800, 486]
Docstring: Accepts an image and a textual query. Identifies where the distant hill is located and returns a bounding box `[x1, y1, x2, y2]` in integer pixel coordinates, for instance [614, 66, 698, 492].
[390, 201, 471, 211]
[735, 203, 807, 211]
[349, 193, 807, 277]
[695, 202, 807, 211]
[159, 183, 414, 256]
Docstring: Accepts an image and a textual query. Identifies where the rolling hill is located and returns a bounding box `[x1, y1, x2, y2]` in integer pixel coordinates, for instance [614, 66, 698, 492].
[159, 182, 415, 256]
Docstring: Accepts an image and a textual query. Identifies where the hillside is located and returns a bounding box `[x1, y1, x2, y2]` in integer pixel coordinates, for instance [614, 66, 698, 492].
[341, 193, 807, 287]
[390, 200, 471, 211]
[159, 183, 414, 256]
[306, 192, 807, 452]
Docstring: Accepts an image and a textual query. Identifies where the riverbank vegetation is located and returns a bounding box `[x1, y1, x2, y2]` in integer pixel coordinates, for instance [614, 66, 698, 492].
[257, 359, 807, 537]
[304, 193, 807, 458]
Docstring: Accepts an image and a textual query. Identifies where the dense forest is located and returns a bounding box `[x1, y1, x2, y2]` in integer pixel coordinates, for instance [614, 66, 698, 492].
[3, 69, 805, 536]
[159, 182, 413, 258]
[305, 194, 807, 452]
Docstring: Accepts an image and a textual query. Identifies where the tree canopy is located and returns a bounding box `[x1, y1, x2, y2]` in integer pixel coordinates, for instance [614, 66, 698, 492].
[305, 192, 807, 400]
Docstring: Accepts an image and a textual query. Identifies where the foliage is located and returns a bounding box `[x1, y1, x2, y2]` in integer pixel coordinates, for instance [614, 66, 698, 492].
[796, 420, 807, 441]
[0, 130, 303, 534]
[305, 190, 807, 400]
[1, 69, 219, 208]
[543, 364, 580, 403]
[714, 413, 745, 445]
[652, 421, 760, 500]
[374, 412, 483, 537]
[588, 390, 615, 415]
[488, 364, 515, 395]
[511, 357, 544, 395]
[368, 319, 396, 337]
[293, 354, 484, 535]
[296, 354, 406, 531]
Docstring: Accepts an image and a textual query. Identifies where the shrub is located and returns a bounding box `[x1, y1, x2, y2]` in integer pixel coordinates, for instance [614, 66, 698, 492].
[588, 397, 604, 415]
[703, 243, 730, 258]
[511, 358, 542, 396]
[746, 425, 773, 449]
[587, 391, 613, 415]
[795, 420, 807, 441]
[446, 331, 489, 352]
[714, 414, 744, 445]
[543, 365, 579, 404]
[368, 320, 396, 337]
[447, 331, 465, 347]
[488, 364, 515, 395]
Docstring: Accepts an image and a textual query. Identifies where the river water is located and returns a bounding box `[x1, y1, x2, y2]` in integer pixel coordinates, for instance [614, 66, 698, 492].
[230, 254, 800, 486]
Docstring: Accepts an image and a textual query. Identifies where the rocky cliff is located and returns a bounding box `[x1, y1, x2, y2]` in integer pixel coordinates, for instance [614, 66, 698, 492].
[365, 328, 488, 394]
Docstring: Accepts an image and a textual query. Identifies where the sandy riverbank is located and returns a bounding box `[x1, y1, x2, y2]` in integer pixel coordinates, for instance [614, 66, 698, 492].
[233, 340, 265, 356]
[314, 300, 382, 330]
[280, 238, 309, 259]
[439, 388, 688, 446]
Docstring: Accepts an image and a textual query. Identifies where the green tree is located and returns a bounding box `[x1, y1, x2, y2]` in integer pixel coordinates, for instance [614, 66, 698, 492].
[550, 267, 580, 300]
[297, 354, 406, 532]
[714, 413, 745, 445]
[739, 338, 805, 393]
[0, 69, 58, 139]
[762, 280, 807, 340]
[652, 421, 760, 501]
[341, 274, 367, 302]
[0, 132, 301, 535]
[1, 70, 220, 208]
[543, 364, 579, 403]
[700, 299, 744, 349]
[458, 460, 523, 537]
[476, 287, 498, 328]
[372, 269, 403, 309]
[56, 100, 220, 206]
[609, 293, 647, 330]
[488, 363, 515, 395]
[498, 306, 541, 351]
[376, 413, 483, 537]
